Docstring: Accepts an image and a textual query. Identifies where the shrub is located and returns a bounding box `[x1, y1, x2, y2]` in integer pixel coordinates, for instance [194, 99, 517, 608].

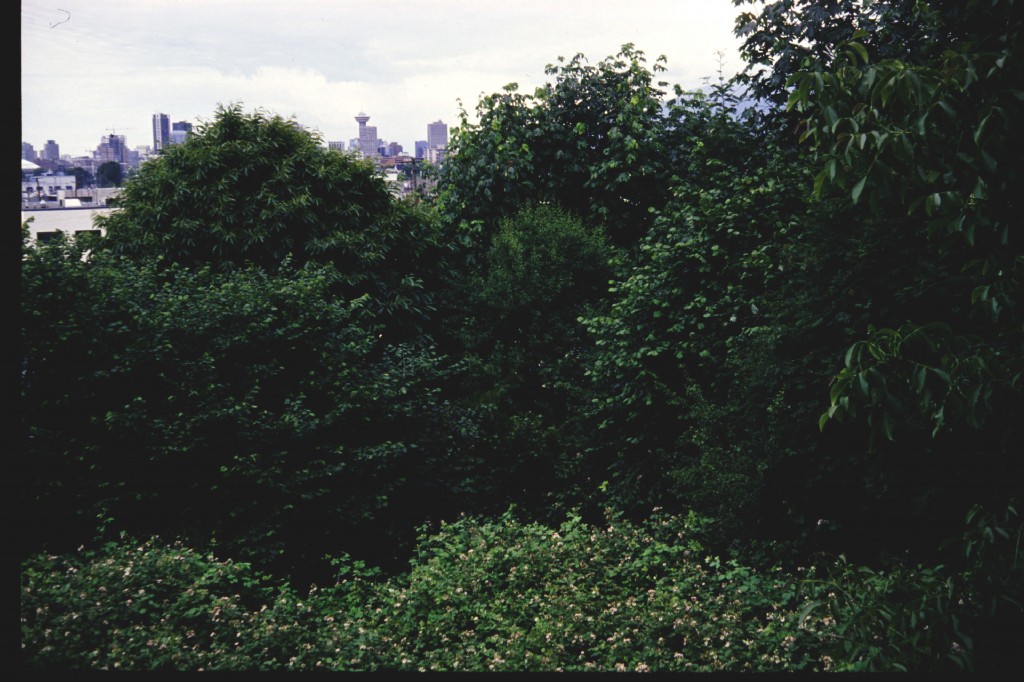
[21, 513, 834, 672]
[312, 509, 833, 672]
[20, 537, 316, 670]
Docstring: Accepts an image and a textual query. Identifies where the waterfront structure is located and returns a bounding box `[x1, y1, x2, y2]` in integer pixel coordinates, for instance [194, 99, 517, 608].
[152, 113, 170, 152]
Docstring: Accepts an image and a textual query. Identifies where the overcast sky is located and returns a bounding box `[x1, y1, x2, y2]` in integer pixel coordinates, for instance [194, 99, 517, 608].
[21, 0, 748, 158]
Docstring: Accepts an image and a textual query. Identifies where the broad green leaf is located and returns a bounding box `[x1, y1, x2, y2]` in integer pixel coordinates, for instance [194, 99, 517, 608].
[851, 175, 868, 204]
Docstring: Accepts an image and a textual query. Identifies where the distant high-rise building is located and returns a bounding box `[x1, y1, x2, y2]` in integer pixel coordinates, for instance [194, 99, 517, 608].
[387, 141, 403, 156]
[426, 146, 446, 165]
[68, 155, 98, 176]
[95, 134, 128, 166]
[327, 140, 347, 152]
[427, 120, 448, 149]
[42, 140, 60, 161]
[22, 142, 37, 162]
[414, 140, 428, 159]
[355, 112, 379, 157]
[134, 145, 155, 165]
[152, 113, 170, 152]
[153, 121, 193, 146]
[169, 122, 193, 146]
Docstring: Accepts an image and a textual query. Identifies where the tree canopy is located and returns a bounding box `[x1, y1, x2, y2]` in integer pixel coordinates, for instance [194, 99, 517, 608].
[96, 161, 123, 188]
[97, 103, 451, 338]
[437, 45, 675, 249]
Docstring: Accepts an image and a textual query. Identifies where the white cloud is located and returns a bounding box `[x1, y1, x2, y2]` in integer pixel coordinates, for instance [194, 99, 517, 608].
[22, 0, 746, 156]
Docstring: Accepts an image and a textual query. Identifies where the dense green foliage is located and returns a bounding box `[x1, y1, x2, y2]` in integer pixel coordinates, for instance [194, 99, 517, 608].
[72, 166, 93, 188]
[21, 513, 833, 671]
[22, 507, 1021, 672]
[437, 204, 621, 516]
[97, 103, 449, 339]
[780, 0, 1024, 556]
[96, 161, 123, 188]
[437, 45, 675, 248]
[20, 0, 1024, 672]
[581, 88, 817, 527]
[19, 234, 494, 577]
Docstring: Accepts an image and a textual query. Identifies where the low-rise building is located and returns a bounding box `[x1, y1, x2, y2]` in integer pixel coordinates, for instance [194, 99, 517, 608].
[21, 206, 113, 245]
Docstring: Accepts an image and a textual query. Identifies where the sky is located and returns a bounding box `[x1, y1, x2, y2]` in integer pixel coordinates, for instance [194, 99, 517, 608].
[21, 0, 749, 158]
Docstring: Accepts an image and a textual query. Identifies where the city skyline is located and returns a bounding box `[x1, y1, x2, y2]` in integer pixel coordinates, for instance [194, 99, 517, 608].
[21, 110, 450, 172]
[24, 101, 455, 162]
[21, 1, 745, 157]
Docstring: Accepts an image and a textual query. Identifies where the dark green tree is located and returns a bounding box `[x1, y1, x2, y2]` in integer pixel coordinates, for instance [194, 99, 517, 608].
[470, 204, 617, 413]
[20, 105, 490, 580]
[787, 0, 1024, 545]
[97, 103, 451, 340]
[441, 204, 621, 516]
[19, 233, 492, 578]
[732, 0, 950, 107]
[580, 88, 821, 530]
[96, 161, 123, 188]
[72, 166, 93, 188]
[437, 45, 674, 250]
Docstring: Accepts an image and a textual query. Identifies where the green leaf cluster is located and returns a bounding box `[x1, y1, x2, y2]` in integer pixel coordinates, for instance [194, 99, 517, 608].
[437, 45, 674, 248]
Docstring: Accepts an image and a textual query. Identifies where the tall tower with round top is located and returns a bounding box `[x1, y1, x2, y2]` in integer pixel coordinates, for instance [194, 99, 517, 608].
[355, 112, 378, 157]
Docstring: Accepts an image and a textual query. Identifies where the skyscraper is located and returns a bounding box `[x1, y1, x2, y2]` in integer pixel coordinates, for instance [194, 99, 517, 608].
[355, 112, 379, 157]
[427, 120, 448, 149]
[22, 142, 37, 162]
[95, 134, 128, 165]
[42, 140, 60, 161]
[152, 113, 170, 152]
[170, 121, 194, 145]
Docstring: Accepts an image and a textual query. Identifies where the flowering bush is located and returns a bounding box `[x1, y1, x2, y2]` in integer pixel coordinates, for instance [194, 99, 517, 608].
[315, 509, 832, 672]
[21, 512, 835, 671]
[20, 537, 323, 670]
